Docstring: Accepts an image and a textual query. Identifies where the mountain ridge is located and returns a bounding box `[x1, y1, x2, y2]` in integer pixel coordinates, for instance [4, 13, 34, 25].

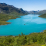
[0, 3, 28, 15]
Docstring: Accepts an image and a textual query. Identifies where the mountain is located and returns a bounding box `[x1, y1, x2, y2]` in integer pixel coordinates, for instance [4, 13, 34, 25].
[0, 3, 28, 25]
[28, 10, 46, 14]
[0, 3, 28, 15]
[38, 10, 46, 14]
[28, 10, 39, 14]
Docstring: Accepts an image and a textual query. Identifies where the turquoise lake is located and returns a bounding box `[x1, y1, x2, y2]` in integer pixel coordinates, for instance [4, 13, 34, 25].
[0, 14, 46, 36]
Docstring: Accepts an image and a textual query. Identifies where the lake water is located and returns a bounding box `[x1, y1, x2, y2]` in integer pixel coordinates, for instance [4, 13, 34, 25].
[0, 14, 46, 36]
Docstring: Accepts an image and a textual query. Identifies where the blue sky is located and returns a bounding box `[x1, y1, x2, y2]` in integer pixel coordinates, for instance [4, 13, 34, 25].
[0, 0, 46, 11]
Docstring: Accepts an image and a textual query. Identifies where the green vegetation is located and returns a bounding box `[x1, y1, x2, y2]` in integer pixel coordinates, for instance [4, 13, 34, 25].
[0, 13, 17, 25]
[0, 13, 27, 25]
[39, 14, 46, 18]
[0, 30, 46, 46]
[0, 12, 27, 25]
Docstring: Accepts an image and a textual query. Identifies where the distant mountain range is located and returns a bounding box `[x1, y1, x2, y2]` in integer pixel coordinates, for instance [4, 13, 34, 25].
[28, 10, 46, 14]
[0, 3, 46, 15]
[0, 3, 28, 15]
[28, 10, 39, 14]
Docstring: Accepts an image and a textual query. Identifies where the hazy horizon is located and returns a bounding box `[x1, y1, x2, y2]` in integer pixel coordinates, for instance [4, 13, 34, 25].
[0, 0, 46, 11]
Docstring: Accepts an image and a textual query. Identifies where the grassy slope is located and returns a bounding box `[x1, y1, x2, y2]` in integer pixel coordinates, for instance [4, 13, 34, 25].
[0, 13, 26, 25]
[0, 13, 18, 25]
[39, 14, 46, 18]
[0, 30, 46, 46]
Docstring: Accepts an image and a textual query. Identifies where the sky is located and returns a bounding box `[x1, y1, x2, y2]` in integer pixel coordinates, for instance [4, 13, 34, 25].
[0, 0, 46, 11]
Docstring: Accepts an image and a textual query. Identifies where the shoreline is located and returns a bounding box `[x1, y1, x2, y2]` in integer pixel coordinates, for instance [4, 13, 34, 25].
[0, 13, 27, 25]
[0, 16, 23, 25]
[0, 30, 45, 36]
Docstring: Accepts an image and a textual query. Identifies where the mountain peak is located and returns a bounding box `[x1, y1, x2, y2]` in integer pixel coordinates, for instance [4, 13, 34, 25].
[0, 3, 28, 14]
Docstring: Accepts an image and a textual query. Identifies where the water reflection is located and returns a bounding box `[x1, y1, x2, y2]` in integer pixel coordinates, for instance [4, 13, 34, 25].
[22, 14, 46, 24]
